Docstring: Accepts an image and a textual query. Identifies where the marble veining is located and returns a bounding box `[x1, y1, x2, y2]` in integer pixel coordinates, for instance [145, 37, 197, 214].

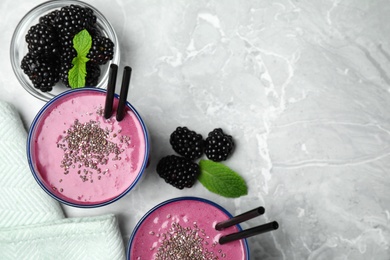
[1, 0, 389, 259]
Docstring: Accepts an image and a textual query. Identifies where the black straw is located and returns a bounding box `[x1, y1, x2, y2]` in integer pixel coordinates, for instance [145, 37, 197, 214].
[219, 221, 279, 245]
[116, 66, 132, 121]
[216, 207, 265, 231]
[104, 64, 118, 119]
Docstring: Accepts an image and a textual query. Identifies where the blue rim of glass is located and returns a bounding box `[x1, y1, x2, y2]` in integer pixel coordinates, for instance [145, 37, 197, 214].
[127, 196, 250, 259]
[26, 88, 150, 208]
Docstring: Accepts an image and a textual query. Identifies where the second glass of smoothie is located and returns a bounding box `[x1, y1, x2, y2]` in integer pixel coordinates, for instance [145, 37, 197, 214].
[128, 197, 250, 259]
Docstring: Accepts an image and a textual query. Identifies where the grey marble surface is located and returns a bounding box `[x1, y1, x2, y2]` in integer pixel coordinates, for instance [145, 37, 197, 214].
[1, 0, 390, 259]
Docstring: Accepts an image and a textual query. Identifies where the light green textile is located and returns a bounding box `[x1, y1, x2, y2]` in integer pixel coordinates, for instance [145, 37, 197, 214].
[0, 102, 64, 227]
[0, 101, 126, 260]
[0, 214, 125, 260]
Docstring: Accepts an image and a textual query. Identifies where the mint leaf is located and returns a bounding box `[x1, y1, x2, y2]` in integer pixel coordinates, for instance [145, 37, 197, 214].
[73, 29, 92, 57]
[198, 160, 248, 198]
[68, 57, 88, 88]
[68, 29, 92, 89]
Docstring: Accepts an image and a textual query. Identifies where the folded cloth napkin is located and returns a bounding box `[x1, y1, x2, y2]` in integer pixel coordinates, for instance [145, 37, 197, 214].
[0, 214, 124, 260]
[0, 101, 63, 228]
[0, 101, 126, 260]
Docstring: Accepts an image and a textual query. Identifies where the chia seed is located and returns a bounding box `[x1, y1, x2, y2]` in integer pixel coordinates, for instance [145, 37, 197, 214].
[56, 114, 130, 183]
[154, 222, 226, 260]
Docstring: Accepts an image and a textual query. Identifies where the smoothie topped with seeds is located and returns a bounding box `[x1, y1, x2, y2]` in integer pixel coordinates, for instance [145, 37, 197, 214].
[27, 88, 149, 207]
[128, 197, 249, 260]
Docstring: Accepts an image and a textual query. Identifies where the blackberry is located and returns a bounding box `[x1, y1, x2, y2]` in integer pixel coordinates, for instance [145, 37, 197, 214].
[169, 127, 204, 160]
[58, 41, 77, 87]
[39, 10, 60, 27]
[54, 4, 97, 42]
[60, 38, 76, 52]
[59, 65, 68, 86]
[85, 62, 101, 86]
[87, 26, 102, 37]
[25, 23, 60, 57]
[156, 155, 200, 189]
[87, 36, 114, 65]
[204, 128, 234, 162]
[58, 62, 72, 87]
[21, 53, 59, 92]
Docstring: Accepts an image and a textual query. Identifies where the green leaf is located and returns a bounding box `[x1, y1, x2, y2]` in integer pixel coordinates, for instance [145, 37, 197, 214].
[198, 160, 248, 198]
[73, 29, 92, 57]
[68, 57, 88, 89]
[68, 29, 92, 89]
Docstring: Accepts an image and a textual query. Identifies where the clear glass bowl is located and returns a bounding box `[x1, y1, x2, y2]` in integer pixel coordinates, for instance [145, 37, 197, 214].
[127, 197, 250, 259]
[27, 88, 150, 208]
[10, 0, 120, 102]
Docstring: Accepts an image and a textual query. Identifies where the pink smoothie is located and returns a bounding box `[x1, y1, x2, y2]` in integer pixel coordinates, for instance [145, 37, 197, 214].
[128, 198, 248, 260]
[29, 89, 148, 206]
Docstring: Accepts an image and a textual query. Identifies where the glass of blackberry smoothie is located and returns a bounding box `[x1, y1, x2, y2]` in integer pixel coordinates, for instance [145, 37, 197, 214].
[127, 197, 250, 260]
[27, 88, 149, 207]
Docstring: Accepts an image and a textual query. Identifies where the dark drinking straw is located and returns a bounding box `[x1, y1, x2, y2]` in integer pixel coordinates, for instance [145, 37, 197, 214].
[104, 64, 118, 119]
[116, 66, 132, 121]
[216, 207, 265, 231]
[219, 221, 279, 245]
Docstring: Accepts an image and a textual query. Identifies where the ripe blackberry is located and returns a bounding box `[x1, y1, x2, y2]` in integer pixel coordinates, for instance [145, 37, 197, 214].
[169, 127, 204, 160]
[204, 128, 234, 162]
[25, 23, 60, 57]
[58, 41, 77, 87]
[21, 53, 59, 92]
[39, 10, 60, 27]
[87, 26, 102, 37]
[87, 36, 114, 65]
[59, 38, 76, 52]
[59, 62, 72, 87]
[156, 155, 200, 189]
[85, 62, 101, 86]
[54, 4, 97, 42]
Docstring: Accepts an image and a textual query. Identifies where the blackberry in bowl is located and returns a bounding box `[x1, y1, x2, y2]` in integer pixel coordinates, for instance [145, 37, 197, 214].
[10, 0, 120, 102]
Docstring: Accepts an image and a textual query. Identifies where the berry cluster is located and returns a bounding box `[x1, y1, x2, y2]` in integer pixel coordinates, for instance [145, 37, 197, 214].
[21, 4, 114, 92]
[169, 127, 204, 160]
[204, 128, 234, 162]
[156, 155, 200, 190]
[156, 127, 234, 190]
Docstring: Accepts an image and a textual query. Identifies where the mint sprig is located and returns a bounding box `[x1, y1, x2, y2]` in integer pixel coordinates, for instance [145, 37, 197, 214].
[198, 160, 248, 198]
[68, 29, 92, 89]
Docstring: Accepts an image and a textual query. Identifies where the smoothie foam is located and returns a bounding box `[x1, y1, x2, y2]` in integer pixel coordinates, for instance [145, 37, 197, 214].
[128, 197, 248, 260]
[28, 88, 148, 206]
